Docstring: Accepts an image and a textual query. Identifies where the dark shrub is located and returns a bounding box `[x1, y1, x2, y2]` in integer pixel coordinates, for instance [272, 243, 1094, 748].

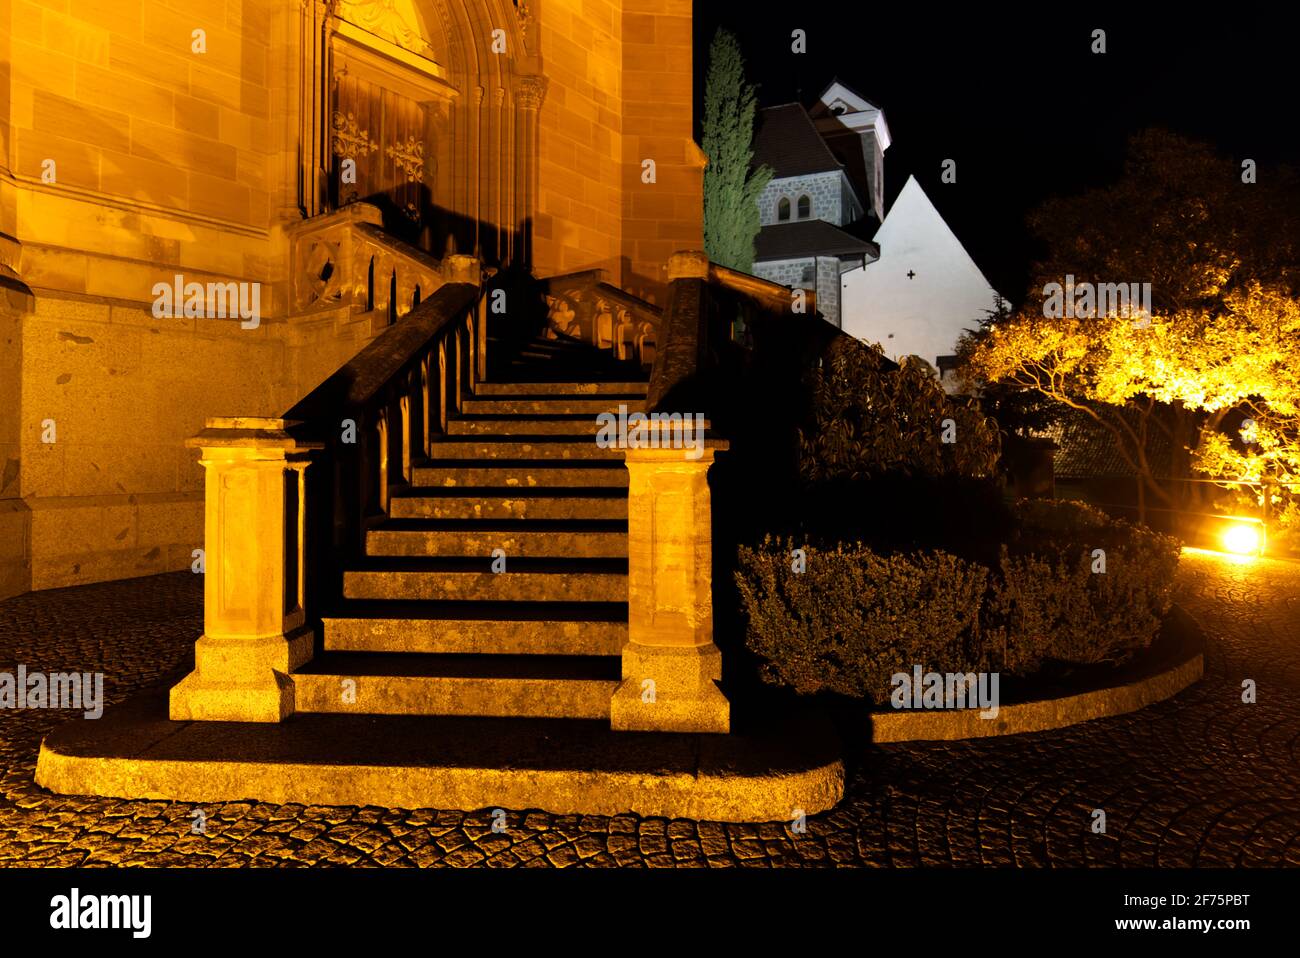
[987, 499, 1181, 672]
[735, 499, 1181, 700]
[799, 337, 1002, 484]
[735, 536, 988, 703]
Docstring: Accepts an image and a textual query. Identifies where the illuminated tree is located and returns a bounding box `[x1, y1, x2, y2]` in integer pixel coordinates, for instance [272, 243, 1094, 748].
[963, 130, 1300, 526]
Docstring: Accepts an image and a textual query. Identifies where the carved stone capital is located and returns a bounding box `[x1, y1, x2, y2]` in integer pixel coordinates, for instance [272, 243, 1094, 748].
[515, 74, 547, 110]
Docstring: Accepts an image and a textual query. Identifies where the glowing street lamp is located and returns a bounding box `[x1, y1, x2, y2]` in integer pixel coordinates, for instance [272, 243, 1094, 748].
[1220, 518, 1265, 557]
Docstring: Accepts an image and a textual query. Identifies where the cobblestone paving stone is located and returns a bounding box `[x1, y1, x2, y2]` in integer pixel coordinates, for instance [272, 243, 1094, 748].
[0, 549, 1297, 867]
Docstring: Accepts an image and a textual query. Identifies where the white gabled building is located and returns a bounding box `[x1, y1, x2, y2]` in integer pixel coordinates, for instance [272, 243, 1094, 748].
[747, 81, 1004, 379]
[840, 175, 1005, 380]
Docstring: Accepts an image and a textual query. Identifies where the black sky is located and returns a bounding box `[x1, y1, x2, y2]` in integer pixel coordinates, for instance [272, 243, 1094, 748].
[692, 4, 1299, 302]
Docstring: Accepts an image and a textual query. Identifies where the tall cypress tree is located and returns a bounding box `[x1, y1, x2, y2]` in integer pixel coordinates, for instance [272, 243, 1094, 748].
[702, 28, 772, 274]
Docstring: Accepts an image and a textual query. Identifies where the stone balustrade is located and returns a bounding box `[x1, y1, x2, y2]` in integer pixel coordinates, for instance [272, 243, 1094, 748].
[170, 261, 486, 723]
[288, 202, 450, 326]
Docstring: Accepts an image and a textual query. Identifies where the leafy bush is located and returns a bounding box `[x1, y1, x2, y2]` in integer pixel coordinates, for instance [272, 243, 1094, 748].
[988, 500, 1181, 672]
[735, 535, 987, 701]
[736, 500, 1181, 701]
[799, 337, 1001, 483]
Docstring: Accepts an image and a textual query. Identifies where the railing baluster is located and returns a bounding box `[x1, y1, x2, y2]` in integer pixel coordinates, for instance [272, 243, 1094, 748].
[477, 294, 488, 381]
[421, 353, 432, 457]
[377, 406, 390, 514]
[179, 274, 483, 726]
[465, 314, 476, 393]
[437, 339, 448, 434]
[453, 324, 464, 415]
[400, 386, 412, 485]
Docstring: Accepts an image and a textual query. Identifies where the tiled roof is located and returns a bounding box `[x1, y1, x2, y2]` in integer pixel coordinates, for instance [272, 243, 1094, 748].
[751, 103, 843, 178]
[754, 220, 878, 261]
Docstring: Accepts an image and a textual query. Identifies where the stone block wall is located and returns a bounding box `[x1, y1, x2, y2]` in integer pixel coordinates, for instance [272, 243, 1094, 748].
[533, 0, 702, 306]
[753, 257, 815, 292]
[816, 256, 841, 328]
[757, 172, 846, 227]
[0, 0, 703, 598]
[752, 255, 843, 327]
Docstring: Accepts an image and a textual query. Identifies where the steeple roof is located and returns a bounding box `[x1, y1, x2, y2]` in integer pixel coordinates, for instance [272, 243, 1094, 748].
[751, 103, 844, 178]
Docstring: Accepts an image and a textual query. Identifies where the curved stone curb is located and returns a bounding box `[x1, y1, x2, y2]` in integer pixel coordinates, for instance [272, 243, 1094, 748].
[36, 690, 844, 823]
[869, 607, 1205, 743]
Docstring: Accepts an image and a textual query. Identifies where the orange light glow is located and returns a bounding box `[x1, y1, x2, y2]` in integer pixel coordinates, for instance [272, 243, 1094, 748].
[1221, 521, 1264, 556]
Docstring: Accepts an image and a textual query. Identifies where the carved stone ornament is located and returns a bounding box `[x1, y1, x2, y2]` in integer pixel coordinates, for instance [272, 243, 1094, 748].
[331, 111, 378, 158]
[515, 1, 533, 45]
[386, 135, 425, 181]
[337, 0, 436, 57]
[515, 75, 547, 110]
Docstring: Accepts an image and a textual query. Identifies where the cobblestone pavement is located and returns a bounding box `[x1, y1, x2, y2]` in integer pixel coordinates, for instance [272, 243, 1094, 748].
[1, 549, 1297, 867]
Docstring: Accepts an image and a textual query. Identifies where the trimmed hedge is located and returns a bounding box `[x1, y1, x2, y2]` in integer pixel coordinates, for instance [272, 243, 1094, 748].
[735, 499, 1181, 703]
[990, 500, 1181, 673]
[735, 536, 987, 700]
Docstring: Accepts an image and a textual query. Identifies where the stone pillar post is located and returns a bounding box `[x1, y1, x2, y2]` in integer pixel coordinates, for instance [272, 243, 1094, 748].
[169, 418, 323, 722]
[610, 444, 730, 733]
[514, 76, 546, 267]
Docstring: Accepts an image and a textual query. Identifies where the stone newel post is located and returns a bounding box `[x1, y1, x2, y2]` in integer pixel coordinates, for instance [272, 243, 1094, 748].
[610, 444, 730, 734]
[169, 418, 322, 722]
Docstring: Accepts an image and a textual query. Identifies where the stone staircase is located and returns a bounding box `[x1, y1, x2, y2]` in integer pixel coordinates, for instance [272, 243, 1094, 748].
[37, 258, 848, 822]
[296, 333, 648, 721]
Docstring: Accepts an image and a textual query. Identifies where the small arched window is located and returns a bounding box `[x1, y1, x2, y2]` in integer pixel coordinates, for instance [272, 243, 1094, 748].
[797, 195, 812, 219]
[366, 258, 376, 312]
[412, 285, 421, 311]
[777, 197, 791, 221]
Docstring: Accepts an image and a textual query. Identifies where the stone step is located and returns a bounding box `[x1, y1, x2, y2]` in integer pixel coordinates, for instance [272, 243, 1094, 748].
[474, 381, 647, 397]
[322, 601, 627, 655]
[461, 397, 648, 416]
[421, 438, 623, 460]
[389, 489, 628, 520]
[413, 460, 627, 488]
[508, 337, 592, 352]
[366, 520, 628, 559]
[293, 653, 619, 719]
[343, 558, 627, 602]
[447, 416, 610, 436]
[41, 693, 844, 820]
[444, 413, 712, 439]
[40, 691, 845, 821]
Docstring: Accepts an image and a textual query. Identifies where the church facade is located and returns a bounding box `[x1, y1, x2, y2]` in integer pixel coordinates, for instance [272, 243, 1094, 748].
[0, 0, 703, 600]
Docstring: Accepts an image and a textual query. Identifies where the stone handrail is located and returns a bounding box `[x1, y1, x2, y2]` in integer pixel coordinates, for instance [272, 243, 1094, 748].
[170, 253, 487, 723]
[541, 270, 663, 367]
[646, 251, 840, 418]
[284, 257, 485, 556]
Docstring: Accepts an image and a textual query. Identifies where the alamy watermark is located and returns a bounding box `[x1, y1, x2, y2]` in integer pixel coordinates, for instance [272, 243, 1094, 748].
[595, 404, 705, 460]
[890, 666, 1000, 719]
[1043, 275, 1152, 324]
[152, 275, 261, 329]
[0, 664, 103, 719]
[50, 889, 150, 938]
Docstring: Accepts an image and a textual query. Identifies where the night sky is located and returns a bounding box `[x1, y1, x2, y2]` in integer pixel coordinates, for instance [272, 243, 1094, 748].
[693, 4, 1299, 302]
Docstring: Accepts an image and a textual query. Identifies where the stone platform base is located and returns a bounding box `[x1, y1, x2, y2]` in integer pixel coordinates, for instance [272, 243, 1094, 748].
[36, 688, 843, 822]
